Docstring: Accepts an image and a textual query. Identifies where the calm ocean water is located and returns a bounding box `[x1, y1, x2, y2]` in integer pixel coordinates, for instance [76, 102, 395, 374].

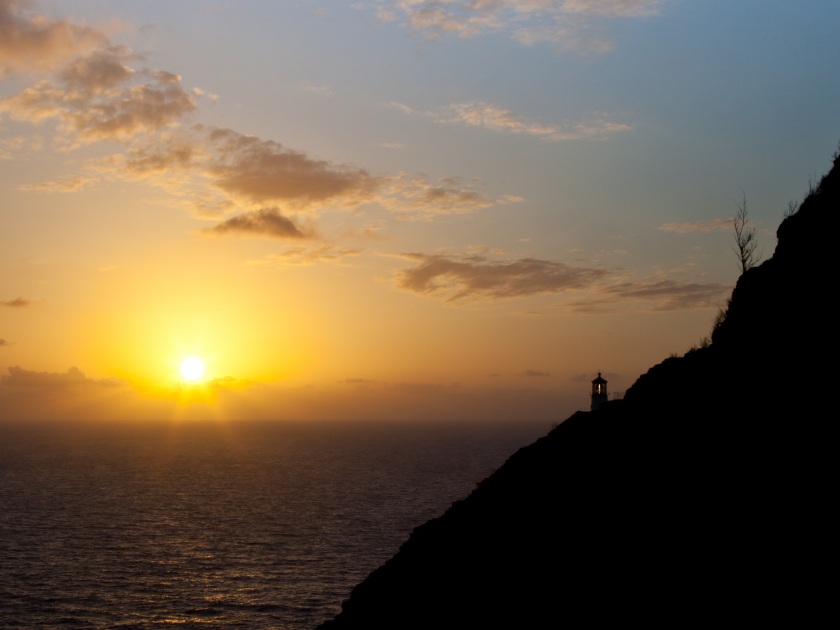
[0, 419, 548, 629]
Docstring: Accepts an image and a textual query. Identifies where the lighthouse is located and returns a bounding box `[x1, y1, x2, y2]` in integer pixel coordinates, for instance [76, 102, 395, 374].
[590, 372, 608, 411]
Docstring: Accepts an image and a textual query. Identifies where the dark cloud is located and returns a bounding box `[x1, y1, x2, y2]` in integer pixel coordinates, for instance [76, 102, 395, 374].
[0, 339, 8, 347]
[397, 252, 728, 312]
[570, 278, 729, 313]
[203, 127, 382, 208]
[397, 253, 611, 301]
[204, 208, 309, 239]
[3, 365, 93, 387]
[2, 297, 29, 307]
[602, 279, 728, 311]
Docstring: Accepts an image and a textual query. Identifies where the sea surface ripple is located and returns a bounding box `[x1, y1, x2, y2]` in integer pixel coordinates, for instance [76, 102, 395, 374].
[0, 419, 546, 629]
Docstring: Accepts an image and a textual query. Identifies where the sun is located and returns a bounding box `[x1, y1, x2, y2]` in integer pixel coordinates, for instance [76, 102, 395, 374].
[179, 356, 206, 383]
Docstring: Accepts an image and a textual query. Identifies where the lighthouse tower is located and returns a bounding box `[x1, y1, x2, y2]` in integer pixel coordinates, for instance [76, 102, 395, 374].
[590, 372, 608, 411]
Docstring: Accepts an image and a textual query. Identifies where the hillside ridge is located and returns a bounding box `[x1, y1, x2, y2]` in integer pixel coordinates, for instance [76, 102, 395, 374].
[316, 147, 839, 628]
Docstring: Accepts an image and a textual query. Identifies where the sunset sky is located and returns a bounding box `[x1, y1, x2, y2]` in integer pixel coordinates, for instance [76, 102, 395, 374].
[1, 0, 838, 423]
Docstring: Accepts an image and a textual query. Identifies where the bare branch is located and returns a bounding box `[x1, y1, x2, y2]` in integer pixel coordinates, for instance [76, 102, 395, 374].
[732, 194, 761, 274]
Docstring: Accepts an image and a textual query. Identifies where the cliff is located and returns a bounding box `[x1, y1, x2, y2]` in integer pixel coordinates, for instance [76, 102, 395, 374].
[316, 148, 839, 628]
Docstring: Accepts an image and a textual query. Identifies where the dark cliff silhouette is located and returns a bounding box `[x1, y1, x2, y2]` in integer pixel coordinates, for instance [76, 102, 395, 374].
[316, 148, 838, 628]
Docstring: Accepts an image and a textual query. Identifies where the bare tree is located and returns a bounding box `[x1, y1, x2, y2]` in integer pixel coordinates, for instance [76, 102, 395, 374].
[732, 194, 761, 274]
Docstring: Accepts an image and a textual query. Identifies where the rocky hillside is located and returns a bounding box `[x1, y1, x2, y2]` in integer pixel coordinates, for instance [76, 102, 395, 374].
[316, 148, 838, 628]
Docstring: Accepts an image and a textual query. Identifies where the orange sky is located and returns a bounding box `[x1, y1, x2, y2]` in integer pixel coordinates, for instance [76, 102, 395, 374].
[1, 0, 838, 422]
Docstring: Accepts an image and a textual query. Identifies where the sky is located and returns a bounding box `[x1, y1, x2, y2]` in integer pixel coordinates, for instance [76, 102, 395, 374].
[1, 0, 838, 423]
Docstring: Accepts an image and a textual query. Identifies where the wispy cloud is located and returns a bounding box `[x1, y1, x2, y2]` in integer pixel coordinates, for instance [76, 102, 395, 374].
[250, 245, 364, 267]
[20, 176, 94, 193]
[378, 173, 498, 219]
[369, 0, 667, 54]
[519, 369, 551, 377]
[429, 101, 632, 141]
[658, 218, 731, 234]
[569, 277, 729, 313]
[299, 82, 333, 97]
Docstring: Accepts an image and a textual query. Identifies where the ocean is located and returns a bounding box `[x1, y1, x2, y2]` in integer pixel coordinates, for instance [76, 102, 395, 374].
[0, 419, 548, 629]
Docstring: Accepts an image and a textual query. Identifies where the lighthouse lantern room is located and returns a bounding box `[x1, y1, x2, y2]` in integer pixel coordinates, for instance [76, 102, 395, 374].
[591, 372, 608, 412]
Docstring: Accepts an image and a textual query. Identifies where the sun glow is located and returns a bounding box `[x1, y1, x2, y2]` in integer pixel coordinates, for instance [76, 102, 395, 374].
[179, 356, 206, 383]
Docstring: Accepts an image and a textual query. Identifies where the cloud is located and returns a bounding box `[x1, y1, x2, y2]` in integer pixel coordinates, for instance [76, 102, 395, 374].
[0, 339, 8, 347]
[378, 173, 497, 219]
[2, 297, 30, 307]
[0, 0, 108, 75]
[203, 208, 311, 239]
[440, 101, 632, 141]
[0, 134, 26, 158]
[519, 369, 551, 377]
[391, 100, 631, 142]
[121, 127, 501, 220]
[658, 218, 732, 234]
[562, 0, 663, 18]
[384, 381, 460, 395]
[570, 277, 729, 313]
[341, 378, 374, 385]
[123, 134, 196, 174]
[397, 253, 612, 301]
[20, 175, 94, 192]
[250, 245, 364, 266]
[0, 46, 197, 143]
[299, 82, 332, 97]
[1, 365, 103, 387]
[0, 365, 172, 422]
[200, 127, 383, 209]
[369, 0, 666, 54]
[0, 2, 519, 239]
[396, 252, 727, 311]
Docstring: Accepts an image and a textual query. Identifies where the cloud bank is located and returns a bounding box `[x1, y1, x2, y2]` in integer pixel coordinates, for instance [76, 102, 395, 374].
[0, 1, 500, 238]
